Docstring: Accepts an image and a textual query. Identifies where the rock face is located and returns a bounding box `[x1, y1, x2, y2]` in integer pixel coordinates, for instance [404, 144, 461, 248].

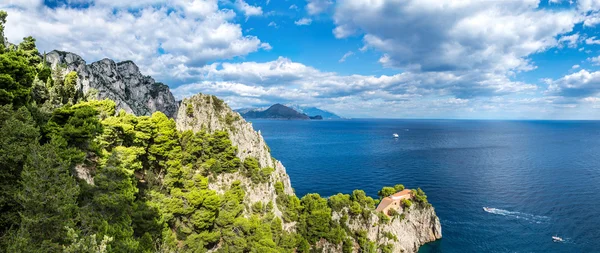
[46, 50, 178, 118]
[175, 94, 295, 223]
[336, 205, 442, 253]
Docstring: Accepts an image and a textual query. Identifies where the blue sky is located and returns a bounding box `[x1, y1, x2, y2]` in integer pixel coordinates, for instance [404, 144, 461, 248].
[2, 0, 600, 119]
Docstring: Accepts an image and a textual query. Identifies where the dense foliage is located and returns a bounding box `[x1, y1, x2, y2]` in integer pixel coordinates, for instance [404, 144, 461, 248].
[0, 12, 432, 252]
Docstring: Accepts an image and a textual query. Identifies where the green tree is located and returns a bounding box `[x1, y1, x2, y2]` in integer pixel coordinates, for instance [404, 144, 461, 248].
[60, 71, 78, 104]
[9, 141, 80, 252]
[0, 106, 39, 241]
[297, 193, 332, 243]
[0, 51, 35, 106]
[0, 11, 7, 53]
[393, 184, 405, 192]
[82, 146, 144, 252]
[377, 186, 396, 199]
[44, 103, 103, 152]
[18, 36, 41, 66]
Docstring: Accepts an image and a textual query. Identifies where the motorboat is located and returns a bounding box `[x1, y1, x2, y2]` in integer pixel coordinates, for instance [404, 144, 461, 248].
[393, 133, 399, 138]
[552, 236, 564, 242]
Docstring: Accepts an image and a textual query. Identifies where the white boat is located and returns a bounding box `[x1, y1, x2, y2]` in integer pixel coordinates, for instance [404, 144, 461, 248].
[483, 207, 493, 212]
[552, 236, 564, 242]
[393, 133, 399, 138]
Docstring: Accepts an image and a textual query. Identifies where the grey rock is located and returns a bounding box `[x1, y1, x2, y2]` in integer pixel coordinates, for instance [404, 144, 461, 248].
[46, 50, 178, 118]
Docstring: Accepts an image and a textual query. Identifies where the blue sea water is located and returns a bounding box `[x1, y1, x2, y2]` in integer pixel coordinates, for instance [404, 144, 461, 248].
[249, 119, 600, 252]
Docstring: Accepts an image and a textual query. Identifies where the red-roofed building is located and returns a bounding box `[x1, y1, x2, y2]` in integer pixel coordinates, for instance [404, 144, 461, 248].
[375, 189, 413, 216]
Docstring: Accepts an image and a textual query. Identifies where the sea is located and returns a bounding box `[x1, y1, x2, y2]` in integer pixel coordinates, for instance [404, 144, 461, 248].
[250, 119, 600, 253]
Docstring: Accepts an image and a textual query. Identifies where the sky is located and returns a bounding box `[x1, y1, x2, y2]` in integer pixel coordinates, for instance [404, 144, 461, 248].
[2, 0, 600, 119]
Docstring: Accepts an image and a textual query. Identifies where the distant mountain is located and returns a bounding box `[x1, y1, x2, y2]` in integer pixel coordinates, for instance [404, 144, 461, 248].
[235, 104, 341, 119]
[285, 104, 341, 119]
[239, 104, 311, 119]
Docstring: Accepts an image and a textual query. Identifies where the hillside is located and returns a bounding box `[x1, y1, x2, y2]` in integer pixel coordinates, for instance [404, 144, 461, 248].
[0, 15, 441, 252]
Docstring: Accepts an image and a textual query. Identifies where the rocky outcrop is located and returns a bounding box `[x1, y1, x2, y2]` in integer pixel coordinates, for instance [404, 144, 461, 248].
[46, 50, 178, 118]
[334, 204, 442, 253]
[175, 94, 295, 222]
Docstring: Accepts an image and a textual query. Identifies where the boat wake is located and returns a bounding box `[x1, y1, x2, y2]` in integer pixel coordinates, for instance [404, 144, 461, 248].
[483, 207, 550, 224]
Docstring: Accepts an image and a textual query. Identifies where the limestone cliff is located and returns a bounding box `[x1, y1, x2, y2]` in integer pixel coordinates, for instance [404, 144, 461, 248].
[175, 94, 295, 224]
[334, 204, 442, 253]
[46, 50, 178, 118]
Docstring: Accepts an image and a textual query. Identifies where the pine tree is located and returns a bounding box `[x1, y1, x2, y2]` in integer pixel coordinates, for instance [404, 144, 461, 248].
[10, 141, 80, 252]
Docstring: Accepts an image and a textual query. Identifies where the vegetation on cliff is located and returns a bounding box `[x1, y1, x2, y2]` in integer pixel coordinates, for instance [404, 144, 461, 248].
[0, 12, 438, 252]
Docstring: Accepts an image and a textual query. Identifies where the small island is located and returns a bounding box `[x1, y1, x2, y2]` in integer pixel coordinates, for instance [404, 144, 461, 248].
[237, 103, 338, 120]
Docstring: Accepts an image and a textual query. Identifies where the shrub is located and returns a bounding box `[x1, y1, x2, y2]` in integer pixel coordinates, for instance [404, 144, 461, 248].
[394, 184, 405, 192]
[381, 231, 398, 242]
[377, 187, 396, 199]
[328, 193, 351, 212]
[380, 243, 394, 253]
[186, 102, 194, 117]
[401, 199, 412, 208]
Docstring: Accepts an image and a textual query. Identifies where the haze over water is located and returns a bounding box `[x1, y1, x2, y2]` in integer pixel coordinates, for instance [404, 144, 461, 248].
[251, 119, 600, 252]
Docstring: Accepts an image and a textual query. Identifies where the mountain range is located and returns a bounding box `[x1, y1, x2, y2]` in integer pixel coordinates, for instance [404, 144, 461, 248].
[236, 104, 341, 120]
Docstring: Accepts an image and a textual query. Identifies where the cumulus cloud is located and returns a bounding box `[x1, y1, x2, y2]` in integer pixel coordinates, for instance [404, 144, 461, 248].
[585, 36, 600, 44]
[334, 0, 580, 73]
[588, 56, 600, 65]
[558, 33, 580, 48]
[545, 69, 600, 98]
[306, 0, 333, 15]
[294, 18, 312, 26]
[0, 0, 269, 81]
[326, 0, 594, 110]
[235, 0, 263, 18]
[172, 57, 537, 114]
[338, 51, 354, 62]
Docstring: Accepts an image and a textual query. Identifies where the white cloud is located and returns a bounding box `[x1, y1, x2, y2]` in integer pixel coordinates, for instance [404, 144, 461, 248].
[172, 57, 537, 106]
[329, 0, 587, 108]
[588, 55, 600, 65]
[294, 18, 312, 26]
[585, 36, 600, 44]
[0, 0, 269, 81]
[334, 1, 580, 73]
[572, 64, 581, 69]
[577, 0, 600, 12]
[558, 33, 580, 48]
[268, 21, 278, 28]
[289, 4, 298, 10]
[235, 0, 263, 18]
[338, 51, 354, 62]
[546, 69, 600, 97]
[306, 0, 333, 15]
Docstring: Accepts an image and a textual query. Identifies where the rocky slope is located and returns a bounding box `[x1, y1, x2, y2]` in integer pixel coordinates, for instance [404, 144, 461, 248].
[333, 205, 442, 253]
[175, 94, 295, 224]
[174, 94, 442, 251]
[46, 50, 178, 118]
